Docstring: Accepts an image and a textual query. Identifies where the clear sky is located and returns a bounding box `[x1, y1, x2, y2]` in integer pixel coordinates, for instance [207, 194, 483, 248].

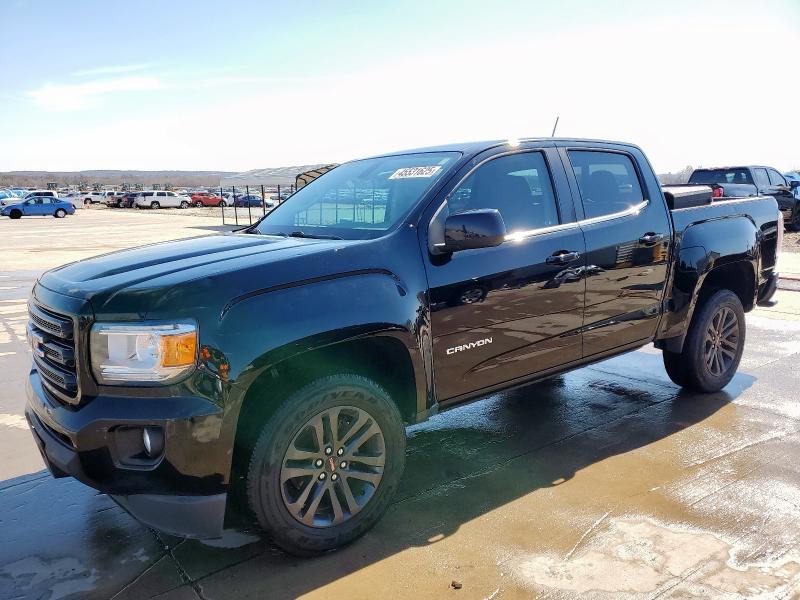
[1, 0, 798, 173]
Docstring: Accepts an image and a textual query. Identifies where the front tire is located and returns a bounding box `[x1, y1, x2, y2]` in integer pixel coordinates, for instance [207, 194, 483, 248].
[54, 208, 66, 218]
[246, 375, 405, 555]
[219, 200, 227, 207]
[9, 209, 22, 220]
[180, 200, 189, 209]
[150, 201, 160, 209]
[663, 289, 745, 392]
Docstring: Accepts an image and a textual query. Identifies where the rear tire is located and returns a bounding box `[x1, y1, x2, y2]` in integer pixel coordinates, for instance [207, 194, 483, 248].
[84, 199, 91, 206]
[195, 201, 204, 208]
[245, 374, 405, 555]
[54, 208, 66, 218]
[150, 201, 160, 209]
[9, 209, 22, 220]
[662, 289, 745, 392]
[219, 200, 227, 207]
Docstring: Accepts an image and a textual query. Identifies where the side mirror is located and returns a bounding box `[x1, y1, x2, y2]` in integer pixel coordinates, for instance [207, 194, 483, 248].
[444, 209, 507, 252]
[790, 180, 799, 190]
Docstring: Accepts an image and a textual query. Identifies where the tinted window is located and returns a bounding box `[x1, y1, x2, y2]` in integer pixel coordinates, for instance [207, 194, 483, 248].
[753, 168, 770, 188]
[568, 151, 645, 219]
[768, 169, 786, 186]
[157, 192, 166, 197]
[688, 168, 753, 185]
[447, 152, 559, 233]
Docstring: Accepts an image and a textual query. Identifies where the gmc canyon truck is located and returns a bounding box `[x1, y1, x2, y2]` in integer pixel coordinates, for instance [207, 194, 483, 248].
[688, 165, 800, 228]
[25, 138, 780, 555]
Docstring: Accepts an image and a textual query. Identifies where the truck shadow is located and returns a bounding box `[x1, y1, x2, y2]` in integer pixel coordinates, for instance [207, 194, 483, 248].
[0, 350, 753, 599]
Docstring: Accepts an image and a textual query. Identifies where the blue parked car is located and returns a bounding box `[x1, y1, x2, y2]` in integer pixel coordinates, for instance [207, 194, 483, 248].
[234, 194, 268, 207]
[0, 196, 76, 219]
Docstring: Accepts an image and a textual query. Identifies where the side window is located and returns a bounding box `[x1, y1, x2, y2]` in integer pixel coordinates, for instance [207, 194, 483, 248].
[157, 191, 166, 197]
[447, 152, 559, 233]
[768, 169, 786, 187]
[568, 151, 645, 219]
[753, 168, 770, 189]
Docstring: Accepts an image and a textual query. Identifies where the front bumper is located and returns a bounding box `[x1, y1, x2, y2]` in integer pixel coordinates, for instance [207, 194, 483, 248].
[25, 369, 229, 538]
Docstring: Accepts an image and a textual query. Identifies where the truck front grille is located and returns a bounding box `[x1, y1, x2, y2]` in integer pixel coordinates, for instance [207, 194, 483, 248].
[28, 303, 80, 404]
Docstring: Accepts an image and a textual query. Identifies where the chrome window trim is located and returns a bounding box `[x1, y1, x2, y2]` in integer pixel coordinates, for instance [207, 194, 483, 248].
[504, 199, 649, 242]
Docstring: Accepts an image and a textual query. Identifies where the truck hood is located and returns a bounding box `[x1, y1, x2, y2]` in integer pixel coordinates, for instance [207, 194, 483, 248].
[37, 232, 355, 315]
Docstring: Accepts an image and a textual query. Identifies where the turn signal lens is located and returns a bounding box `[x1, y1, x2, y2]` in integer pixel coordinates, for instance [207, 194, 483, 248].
[161, 331, 197, 367]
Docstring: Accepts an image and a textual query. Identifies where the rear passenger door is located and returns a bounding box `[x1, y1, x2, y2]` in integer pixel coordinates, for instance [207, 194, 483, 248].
[424, 146, 587, 401]
[562, 146, 671, 356]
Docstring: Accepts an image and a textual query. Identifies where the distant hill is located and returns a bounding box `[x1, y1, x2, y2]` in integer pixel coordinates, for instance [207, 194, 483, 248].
[0, 170, 237, 188]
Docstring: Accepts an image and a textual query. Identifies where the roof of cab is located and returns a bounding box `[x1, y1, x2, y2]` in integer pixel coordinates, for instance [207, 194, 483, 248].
[363, 137, 642, 160]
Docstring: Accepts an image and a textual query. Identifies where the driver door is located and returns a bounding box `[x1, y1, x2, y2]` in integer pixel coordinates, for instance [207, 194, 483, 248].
[423, 147, 586, 402]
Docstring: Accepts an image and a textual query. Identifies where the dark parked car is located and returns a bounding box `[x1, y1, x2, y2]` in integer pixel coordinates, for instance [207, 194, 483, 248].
[1, 196, 76, 219]
[234, 194, 266, 207]
[688, 166, 800, 228]
[24, 138, 779, 555]
[108, 192, 141, 208]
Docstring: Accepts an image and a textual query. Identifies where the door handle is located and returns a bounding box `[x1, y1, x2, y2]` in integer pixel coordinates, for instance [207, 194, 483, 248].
[638, 233, 665, 246]
[546, 250, 581, 265]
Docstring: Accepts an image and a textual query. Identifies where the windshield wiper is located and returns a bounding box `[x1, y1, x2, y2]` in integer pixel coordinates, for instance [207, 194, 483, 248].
[288, 231, 343, 240]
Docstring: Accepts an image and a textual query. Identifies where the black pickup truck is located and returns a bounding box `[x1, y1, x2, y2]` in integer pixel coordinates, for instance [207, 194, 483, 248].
[25, 138, 780, 554]
[688, 165, 800, 228]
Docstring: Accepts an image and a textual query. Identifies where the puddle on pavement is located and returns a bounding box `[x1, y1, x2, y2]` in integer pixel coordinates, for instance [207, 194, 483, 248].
[512, 516, 800, 597]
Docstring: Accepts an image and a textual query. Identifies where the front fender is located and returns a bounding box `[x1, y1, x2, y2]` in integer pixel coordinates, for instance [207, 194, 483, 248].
[205, 269, 432, 444]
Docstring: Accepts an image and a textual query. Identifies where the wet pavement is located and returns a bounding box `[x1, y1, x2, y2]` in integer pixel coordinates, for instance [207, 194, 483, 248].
[2, 212, 800, 599]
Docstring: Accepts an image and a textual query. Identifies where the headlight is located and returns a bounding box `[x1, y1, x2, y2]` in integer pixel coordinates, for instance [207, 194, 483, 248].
[90, 322, 197, 385]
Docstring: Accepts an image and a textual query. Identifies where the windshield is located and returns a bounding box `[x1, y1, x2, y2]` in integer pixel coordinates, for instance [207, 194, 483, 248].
[254, 152, 460, 239]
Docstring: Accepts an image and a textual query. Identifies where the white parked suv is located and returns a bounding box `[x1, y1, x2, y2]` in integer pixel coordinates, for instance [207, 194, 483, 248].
[134, 191, 192, 209]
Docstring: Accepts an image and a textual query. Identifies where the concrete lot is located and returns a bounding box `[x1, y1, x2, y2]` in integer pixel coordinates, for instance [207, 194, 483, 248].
[1, 210, 800, 599]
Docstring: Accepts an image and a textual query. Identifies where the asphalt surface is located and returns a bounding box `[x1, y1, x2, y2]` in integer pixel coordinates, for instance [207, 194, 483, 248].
[1, 210, 800, 599]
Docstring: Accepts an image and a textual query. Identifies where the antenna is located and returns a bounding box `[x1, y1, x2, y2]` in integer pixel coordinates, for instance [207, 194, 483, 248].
[551, 116, 560, 137]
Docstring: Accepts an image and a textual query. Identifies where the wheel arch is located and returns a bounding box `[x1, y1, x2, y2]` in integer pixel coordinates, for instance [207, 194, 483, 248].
[656, 255, 755, 353]
[228, 333, 422, 490]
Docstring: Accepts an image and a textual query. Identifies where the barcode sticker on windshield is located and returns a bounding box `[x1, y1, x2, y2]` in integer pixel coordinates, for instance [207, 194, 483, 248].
[389, 166, 442, 179]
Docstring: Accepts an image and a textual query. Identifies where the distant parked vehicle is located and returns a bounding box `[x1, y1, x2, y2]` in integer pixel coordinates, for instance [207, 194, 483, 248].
[1, 190, 58, 207]
[191, 192, 227, 207]
[234, 194, 266, 207]
[134, 190, 191, 209]
[59, 192, 85, 209]
[23, 190, 58, 199]
[785, 172, 800, 198]
[0, 197, 76, 219]
[688, 166, 800, 229]
[104, 191, 128, 207]
[114, 192, 141, 208]
[83, 191, 116, 205]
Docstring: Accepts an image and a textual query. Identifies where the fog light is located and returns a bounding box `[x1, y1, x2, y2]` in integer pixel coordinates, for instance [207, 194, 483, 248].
[142, 427, 164, 457]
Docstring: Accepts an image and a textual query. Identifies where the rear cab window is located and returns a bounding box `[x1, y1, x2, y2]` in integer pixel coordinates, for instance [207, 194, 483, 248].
[567, 150, 645, 219]
[689, 168, 753, 185]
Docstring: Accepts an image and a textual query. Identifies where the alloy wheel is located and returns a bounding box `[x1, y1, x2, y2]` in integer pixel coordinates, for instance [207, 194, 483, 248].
[703, 306, 739, 377]
[279, 405, 385, 528]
